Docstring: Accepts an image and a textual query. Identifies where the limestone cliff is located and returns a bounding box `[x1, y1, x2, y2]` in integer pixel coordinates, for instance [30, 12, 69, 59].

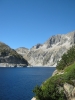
[16, 31, 75, 66]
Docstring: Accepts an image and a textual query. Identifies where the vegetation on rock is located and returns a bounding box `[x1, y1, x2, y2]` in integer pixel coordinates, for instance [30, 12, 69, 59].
[0, 42, 28, 65]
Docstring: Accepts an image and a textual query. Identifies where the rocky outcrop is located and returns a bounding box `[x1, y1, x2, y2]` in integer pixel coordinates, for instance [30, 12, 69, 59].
[52, 69, 75, 100]
[31, 97, 36, 100]
[52, 69, 64, 76]
[64, 83, 75, 100]
[16, 31, 75, 67]
[58, 82, 75, 100]
[0, 42, 28, 67]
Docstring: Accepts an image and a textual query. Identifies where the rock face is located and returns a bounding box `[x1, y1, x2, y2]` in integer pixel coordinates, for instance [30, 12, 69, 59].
[52, 70, 75, 100]
[0, 42, 28, 67]
[16, 47, 29, 61]
[64, 83, 75, 100]
[31, 97, 36, 100]
[16, 31, 75, 66]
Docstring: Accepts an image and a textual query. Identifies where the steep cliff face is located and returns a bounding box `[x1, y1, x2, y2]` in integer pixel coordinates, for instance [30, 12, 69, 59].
[16, 31, 75, 66]
[0, 42, 28, 67]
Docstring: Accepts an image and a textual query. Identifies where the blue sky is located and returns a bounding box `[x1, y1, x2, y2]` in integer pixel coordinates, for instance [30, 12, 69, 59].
[0, 0, 75, 49]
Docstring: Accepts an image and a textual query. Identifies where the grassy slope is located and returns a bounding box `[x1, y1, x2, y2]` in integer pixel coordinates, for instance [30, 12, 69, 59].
[33, 62, 75, 100]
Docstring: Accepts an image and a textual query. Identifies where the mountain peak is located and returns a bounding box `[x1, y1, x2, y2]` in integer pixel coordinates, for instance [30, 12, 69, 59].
[16, 31, 75, 67]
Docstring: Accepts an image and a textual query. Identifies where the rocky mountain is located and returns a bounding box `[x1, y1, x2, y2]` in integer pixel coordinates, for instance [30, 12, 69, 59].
[16, 31, 75, 67]
[0, 42, 28, 67]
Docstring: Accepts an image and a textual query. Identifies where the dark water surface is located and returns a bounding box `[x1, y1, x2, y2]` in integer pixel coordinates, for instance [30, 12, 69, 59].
[0, 67, 55, 100]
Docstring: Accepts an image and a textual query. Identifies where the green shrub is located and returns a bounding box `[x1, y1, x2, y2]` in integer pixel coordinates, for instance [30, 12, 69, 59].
[33, 74, 67, 100]
[56, 45, 75, 70]
[33, 62, 75, 100]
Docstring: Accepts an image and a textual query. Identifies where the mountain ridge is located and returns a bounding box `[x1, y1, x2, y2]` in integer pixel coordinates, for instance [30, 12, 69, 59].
[16, 31, 75, 67]
[0, 42, 28, 67]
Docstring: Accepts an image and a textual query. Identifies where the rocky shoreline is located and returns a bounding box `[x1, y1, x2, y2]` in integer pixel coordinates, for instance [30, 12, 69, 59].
[0, 63, 27, 67]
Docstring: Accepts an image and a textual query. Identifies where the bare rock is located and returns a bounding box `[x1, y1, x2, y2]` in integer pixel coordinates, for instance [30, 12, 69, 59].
[64, 83, 75, 100]
[16, 31, 75, 67]
[31, 97, 36, 100]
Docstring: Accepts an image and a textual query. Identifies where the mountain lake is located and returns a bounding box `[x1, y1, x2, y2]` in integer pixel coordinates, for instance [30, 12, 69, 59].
[0, 67, 55, 100]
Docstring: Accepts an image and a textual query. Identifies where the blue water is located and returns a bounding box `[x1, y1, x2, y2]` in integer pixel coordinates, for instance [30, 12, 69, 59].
[0, 67, 55, 100]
